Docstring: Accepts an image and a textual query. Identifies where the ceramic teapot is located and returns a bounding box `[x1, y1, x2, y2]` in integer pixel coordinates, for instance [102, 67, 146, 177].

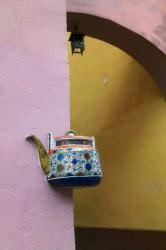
[26, 130, 102, 187]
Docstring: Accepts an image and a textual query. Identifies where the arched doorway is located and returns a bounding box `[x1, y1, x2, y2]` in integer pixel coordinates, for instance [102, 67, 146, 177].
[67, 11, 166, 250]
[68, 12, 166, 96]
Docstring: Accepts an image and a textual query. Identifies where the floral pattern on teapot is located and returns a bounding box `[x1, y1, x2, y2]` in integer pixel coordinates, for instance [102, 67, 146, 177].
[47, 148, 102, 179]
[26, 130, 102, 188]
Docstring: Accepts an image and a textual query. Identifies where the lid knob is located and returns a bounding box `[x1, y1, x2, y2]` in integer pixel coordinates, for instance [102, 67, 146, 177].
[65, 130, 77, 136]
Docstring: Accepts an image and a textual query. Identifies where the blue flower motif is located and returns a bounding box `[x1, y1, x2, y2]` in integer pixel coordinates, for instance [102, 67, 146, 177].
[85, 163, 92, 171]
[57, 153, 64, 161]
[72, 158, 78, 165]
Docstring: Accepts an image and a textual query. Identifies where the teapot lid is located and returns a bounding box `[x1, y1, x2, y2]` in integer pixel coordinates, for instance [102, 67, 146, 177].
[48, 130, 95, 153]
[54, 130, 93, 141]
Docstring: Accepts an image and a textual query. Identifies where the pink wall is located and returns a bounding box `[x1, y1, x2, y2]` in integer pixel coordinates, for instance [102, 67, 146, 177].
[0, 1, 75, 250]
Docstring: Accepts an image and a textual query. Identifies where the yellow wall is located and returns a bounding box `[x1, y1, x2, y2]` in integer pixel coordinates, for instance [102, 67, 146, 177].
[68, 35, 166, 230]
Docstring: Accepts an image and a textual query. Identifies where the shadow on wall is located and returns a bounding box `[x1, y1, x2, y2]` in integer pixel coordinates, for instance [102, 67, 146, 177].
[75, 227, 166, 250]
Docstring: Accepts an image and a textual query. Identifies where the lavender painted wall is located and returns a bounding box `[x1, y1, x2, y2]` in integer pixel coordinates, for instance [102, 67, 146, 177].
[0, 1, 74, 250]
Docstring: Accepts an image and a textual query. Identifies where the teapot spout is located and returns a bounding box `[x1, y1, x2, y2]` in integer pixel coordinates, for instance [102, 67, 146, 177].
[26, 134, 50, 175]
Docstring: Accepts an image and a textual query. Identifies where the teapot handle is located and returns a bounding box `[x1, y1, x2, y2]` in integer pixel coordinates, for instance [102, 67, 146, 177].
[65, 130, 77, 136]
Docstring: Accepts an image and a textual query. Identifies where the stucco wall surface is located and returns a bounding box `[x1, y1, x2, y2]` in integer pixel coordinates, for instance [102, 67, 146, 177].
[0, 1, 74, 250]
[67, 0, 166, 54]
[69, 36, 166, 231]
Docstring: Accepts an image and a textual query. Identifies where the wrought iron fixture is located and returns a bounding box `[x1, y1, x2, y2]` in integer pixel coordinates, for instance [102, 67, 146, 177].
[69, 30, 85, 55]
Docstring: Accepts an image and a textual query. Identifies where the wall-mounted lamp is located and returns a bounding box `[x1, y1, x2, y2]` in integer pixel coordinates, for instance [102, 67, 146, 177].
[69, 32, 85, 55]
